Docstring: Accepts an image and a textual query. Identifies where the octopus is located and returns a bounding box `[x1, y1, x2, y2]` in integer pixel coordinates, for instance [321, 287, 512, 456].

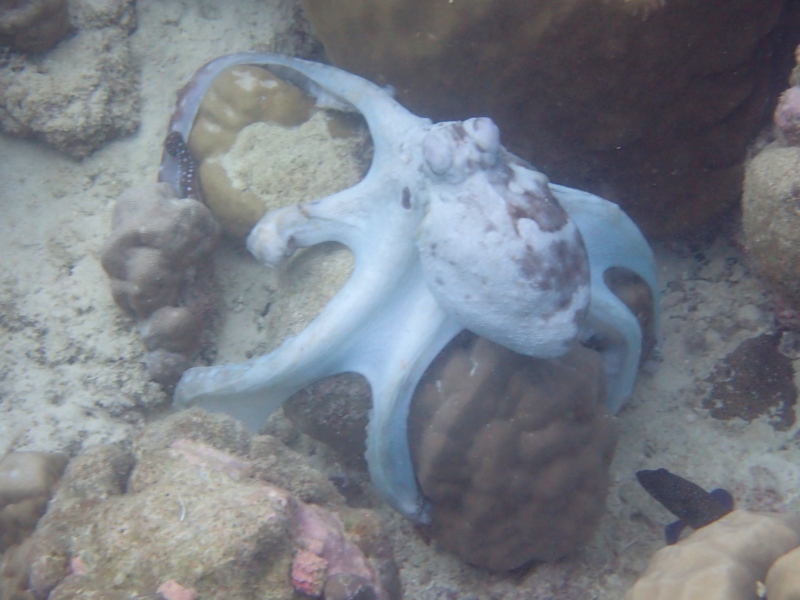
[159, 53, 661, 522]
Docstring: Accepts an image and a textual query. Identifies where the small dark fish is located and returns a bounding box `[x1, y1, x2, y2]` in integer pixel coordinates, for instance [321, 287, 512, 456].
[636, 468, 734, 544]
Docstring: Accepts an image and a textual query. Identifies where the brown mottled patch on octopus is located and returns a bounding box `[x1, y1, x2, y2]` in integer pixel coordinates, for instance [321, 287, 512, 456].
[517, 244, 545, 285]
[516, 239, 588, 313]
[401, 187, 412, 209]
[505, 184, 569, 234]
[450, 122, 467, 142]
[529, 188, 570, 232]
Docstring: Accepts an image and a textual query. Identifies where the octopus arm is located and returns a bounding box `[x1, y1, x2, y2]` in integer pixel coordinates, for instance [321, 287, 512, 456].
[551, 184, 661, 412]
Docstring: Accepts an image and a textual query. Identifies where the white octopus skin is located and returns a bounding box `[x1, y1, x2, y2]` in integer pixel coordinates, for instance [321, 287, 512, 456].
[169, 53, 660, 522]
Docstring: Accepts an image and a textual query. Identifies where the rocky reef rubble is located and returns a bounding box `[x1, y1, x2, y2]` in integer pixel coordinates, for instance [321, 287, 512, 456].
[0, 0, 139, 157]
[0, 409, 401, 600]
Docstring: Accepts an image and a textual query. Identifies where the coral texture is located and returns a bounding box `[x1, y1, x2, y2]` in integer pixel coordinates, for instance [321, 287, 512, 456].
[164, 64, 372, 238]
[165, 54, 659, 523]
[200, 112, 369, 238]
[0, 452, 67, 550]
[0, 14, 139, 157]
[0, 0, 70, 53]
[743, 145, 800, 298]
[703, 332, 796, 430]
[0, 451, 67, 600]
[100, 183, 220, 389]
[186, 64, 314, 159]
[774, 86, 800, 146]
[11, 410, 399, 600]
[408, 335, 617, 570]
[626, 510, 800, 600]
[284, 372, 372, 470]
[743, 49, 800, 312]
[300, 0, 787, 237]
[766, 544, 800, 600]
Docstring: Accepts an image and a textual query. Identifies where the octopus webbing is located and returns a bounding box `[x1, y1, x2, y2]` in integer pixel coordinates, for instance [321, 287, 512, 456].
[160, 53, 661, 522]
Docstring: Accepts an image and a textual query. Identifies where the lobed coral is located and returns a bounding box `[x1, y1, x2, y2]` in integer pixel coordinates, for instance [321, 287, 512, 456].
[167, 64, 371, 239]
[409, 335, 618, 570]
[100, 182, 220, 389]
[0, 451, 67, 600]
[0, 451, 67, 550]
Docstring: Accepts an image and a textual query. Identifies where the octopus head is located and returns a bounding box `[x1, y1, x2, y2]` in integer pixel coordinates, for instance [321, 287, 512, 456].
[422, 117, 501, 183]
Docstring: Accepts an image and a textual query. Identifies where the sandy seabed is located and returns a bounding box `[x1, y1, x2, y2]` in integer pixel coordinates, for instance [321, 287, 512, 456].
[1, 1, 799, 598]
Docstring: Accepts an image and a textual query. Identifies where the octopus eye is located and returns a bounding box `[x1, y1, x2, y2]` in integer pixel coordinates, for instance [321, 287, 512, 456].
[423, 130, 454, 175]
[464, 117, 500, 153]
[401, 187, 412, 209]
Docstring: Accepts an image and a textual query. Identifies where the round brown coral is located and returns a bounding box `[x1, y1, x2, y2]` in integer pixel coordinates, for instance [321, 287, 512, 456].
[301, 0, 785, 237]
[408, 334, 618, 570]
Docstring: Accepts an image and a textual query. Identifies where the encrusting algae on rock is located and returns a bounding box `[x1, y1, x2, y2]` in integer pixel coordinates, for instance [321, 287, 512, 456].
[0, 410, 401, 600]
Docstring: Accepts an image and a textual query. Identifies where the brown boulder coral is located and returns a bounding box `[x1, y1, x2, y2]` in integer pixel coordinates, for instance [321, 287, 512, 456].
[408, 334, 618, 570]
[301, 0, 788, 236]
[101, 183, 220, 390]
[0, 451, 67, 550]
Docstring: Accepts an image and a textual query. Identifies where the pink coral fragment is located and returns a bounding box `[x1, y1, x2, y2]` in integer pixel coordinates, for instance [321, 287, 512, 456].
[69, 555, 88, 575]
[157, 580, 198, 600]
[296, 503, 375, 581]
[169, 438, 254, 480]
[291, 549, 328, 597]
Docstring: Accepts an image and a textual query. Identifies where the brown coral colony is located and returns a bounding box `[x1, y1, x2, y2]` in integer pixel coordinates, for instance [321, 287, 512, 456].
[100, 183, 219, 389]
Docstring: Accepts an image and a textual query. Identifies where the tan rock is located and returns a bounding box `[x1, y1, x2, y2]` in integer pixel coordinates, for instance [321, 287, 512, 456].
[766, 544, 800, 600]
[626, 510, 800, 600]
[743, 145, 800, 304]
